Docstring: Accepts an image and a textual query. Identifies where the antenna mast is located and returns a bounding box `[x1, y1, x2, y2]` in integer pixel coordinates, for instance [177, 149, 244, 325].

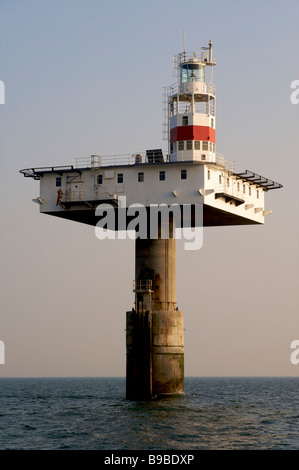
[209, 39, 214, 83]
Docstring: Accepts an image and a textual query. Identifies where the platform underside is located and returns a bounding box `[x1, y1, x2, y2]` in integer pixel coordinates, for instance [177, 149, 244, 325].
[42, 204, 262, 227]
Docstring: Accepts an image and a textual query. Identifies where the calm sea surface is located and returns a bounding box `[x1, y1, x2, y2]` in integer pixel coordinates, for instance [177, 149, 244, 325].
[0, 377, 298, 450]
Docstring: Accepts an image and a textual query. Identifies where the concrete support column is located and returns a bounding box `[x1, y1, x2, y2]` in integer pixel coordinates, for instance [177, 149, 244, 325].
[126, 234, 184, 400]
[135, 237, 176, 311]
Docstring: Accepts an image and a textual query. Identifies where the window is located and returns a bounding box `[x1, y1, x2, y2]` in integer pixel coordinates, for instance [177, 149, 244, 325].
[237, 182, 240, 191]
[195, 141, 200, 150]
[138, 172, 144, 182]
[182, 116, 188, 126]
[207, 169, 210, 180]
[117, 173, 123, 183]
[97, 174, 103, 185]
[202, 141, 209, 150]
[213, 143, 215, 153]
[210, 142, 213, 151]
[178, 141, 184, 151]
[180, 62, 206, 84]
[249, 186, 251, 196]
[159, 170, 165, 181]
[181, 169, 187, 180]
[56, 177, 61, 187]
[211, 118, 214, 128]
[219, 174, 222, 184]
[243, 184, 246, 194]
[257, 190, 259, 199]
[173, 142, 177, 151]
[201, 154, 206, 160]
[170, 143, 174, 153]
[227, 178, 230, 187]
[186, 140, 192, 150]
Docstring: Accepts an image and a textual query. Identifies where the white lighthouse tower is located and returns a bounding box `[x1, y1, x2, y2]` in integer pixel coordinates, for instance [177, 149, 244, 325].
[164, 40, 216, 164]
[20, 41, 282, 400]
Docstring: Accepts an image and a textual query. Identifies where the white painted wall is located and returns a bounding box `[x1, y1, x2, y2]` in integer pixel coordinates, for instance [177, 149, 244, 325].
[38, 162, 266, 224]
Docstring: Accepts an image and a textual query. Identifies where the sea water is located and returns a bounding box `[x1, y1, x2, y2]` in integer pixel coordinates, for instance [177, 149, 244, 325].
[0, 377, 298, 450]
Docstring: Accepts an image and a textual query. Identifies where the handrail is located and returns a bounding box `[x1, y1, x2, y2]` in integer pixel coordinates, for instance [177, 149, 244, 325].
[173, 51, 217, 69]
[75, 153, 148, 168]
[20, 152, 237, 178]
[165, 81, 216, 97]
[214, 183, 245, 201]
[215, 153, 235, 173]
[133, 280, 153, 292]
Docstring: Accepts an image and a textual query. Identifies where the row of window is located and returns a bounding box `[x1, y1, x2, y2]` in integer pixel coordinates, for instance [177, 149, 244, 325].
[181, 116, 214, 128]
[57, 172, 260, 197]
[97, 170, 188, 184]
[139, 169, 187, 182]
[56, 171, 188, 187]
[171, 141, 215, 153]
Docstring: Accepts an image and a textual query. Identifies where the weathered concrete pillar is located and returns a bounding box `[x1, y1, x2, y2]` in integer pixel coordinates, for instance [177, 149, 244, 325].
[151, 309, 184, 396]
[126, 232, 184, 400]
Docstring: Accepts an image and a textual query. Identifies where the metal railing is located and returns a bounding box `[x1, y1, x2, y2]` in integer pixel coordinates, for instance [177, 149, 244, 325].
[73, 155, 102, 168]
[62, 188, 121, 203]
[164, 82, 216, 98]
[64, 190, 84, 202]
[75, 153, 148, 169]
[174, 151, 235, 172]
[173, 51, 217, 70]
[215, 153, 235, 173]
[133, 280, 153, 292]
[214, 182, 245, 201]
[73, 152, 235, 171]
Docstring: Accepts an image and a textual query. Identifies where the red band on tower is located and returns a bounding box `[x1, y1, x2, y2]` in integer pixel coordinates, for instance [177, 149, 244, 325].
[170, 125, 215, 144]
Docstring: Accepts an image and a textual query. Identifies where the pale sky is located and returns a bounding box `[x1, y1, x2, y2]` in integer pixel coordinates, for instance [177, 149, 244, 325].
[0, 0, 298, 377]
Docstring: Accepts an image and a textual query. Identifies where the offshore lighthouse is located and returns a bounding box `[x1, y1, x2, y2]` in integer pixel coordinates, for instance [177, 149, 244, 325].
[20, 41, 282, 400]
